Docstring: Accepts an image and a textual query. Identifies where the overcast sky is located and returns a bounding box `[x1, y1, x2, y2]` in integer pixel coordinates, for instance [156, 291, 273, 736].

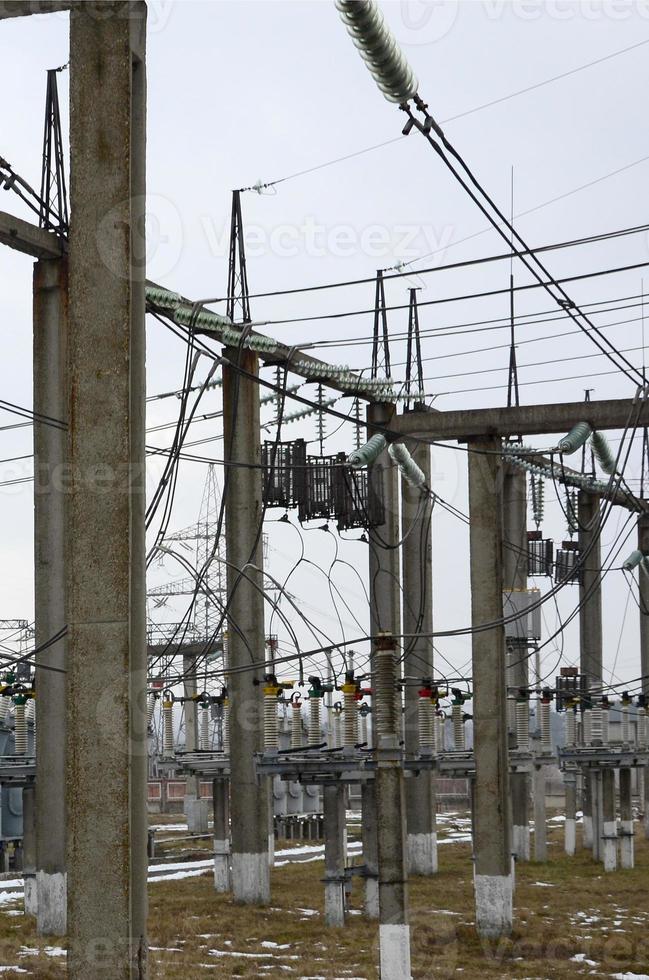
[1, 0, 649, 704]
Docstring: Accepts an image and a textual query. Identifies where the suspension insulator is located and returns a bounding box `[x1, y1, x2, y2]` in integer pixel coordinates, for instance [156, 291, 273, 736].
[539, 699, 551, 748]
[515, 698, 529, 749]
[291, 699, 303, 748]
[590, 430, 616, 475]
[199, 704, 210, 751]
[623, 549, 644, 571]
[13, 696, 27, 756]
[308, 695, 322, 746]
[417, 689, 435, 749]
[388, 442, 425, 488]
[263, 683, 280, 750]
[374, 634, 398, 739]
[557, 421, 592, 455]
[565, 706, 577, 746]
[348, 432, 387, 469]
[451, 703, 465, 751]
[335, 0, 419, 104]
[146, 692, 157, 728]
[342, 682, 358, 747]
[222, 699, 230, 755]
[162, 698, 174, 759]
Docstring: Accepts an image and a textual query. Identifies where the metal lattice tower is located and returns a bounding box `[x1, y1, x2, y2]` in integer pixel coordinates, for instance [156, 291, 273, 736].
[404, 287, 424, 412]
[506, 271, 519, 409]
[39, 67, 69, 236]
[371, 269, 391, 380]
[226, 189, 251, 324]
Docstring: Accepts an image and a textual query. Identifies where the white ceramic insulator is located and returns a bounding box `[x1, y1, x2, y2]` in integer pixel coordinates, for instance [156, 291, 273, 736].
[308, 697, 321, 746]
[264, 691, 279, 749]
[418, 697, 435, 749]
[199, 706, 210, 751]
[515, 701, 529, 749]
[435, 714, 445, 752]
[565, 709, 576, 746]
[591, 703, 602, 743]
[331, 710, 342, 749]
[375, 647, 397, 739]
[146, 693, 156, 728]
[0, 697, 11, 724]
[162, 703, 174, 758]
[452, 703, 465, 751]
[638, 708, 647, 749]
[14, 704, 27, 756]
[359, 708, 368, 746]
[540, 701, 551, 748]
[621, 705, 630, 744]
[291, 702, 303, 748]
[581, 708, 592, 747]
[222, 702, 230, 755]
[601, 707, 609, 746]
[343, 691, 358, 747]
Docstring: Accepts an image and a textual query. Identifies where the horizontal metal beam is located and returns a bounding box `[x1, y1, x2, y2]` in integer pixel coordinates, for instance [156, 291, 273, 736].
[0, 1, 71, 17]
[0, 210, 64, 258]
[392, 398, 649, 440]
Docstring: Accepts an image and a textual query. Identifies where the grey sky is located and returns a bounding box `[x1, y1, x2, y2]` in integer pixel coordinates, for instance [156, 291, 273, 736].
[1, 1, 648, 698]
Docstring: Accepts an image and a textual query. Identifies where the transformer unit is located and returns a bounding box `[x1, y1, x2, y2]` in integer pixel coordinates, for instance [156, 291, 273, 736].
[555, 666, 589, 711]
[503, 588, 542, 641]
[555, 541, 580, 584]
[527, 531, 554, 577]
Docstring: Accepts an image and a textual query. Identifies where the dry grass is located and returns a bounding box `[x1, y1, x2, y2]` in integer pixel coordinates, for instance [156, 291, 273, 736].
[1, 819, 648, 978]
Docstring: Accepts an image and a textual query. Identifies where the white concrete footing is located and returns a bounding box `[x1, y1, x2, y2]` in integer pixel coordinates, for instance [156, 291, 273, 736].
[324, 881, 345, 928]
[213, 838, 231, 893]
[35, 871, 67, 936]
[474, 873, 513, 938]
[232, 852, 270, 904]
[602, 820, 618, 872]
[565, 818, 576, 856]
[619, 819, 634, 869]
[407, 832, 438, 876]
[512, 824, 530, 862]
[24, 875, 37, 917]
[364, 876, 379, 919]
[379, 923, 411, 980]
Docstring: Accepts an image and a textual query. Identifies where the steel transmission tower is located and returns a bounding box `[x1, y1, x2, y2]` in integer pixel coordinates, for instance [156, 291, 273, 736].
[226, 189, 251, 324]
[39, 67, 69, 236]
[404, 287, 424, 412]
[371, 269, 391, 379]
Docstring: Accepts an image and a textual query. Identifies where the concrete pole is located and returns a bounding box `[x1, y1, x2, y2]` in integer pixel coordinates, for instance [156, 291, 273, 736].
[222, 347, 269, 904]
[592, 769, 602, 862]
[579, 492, 603, 852]
[183, 654, 208, 833]
[637, 515, 649, 837]
[22, 784, 36, 917]
[619, 767, 634, 869]
[363, 401, 401, 919]
[468, 436, 513, 939]
[564, 774, 577, 855]
[212, 778, 231, 892]
[601, 769, 617, 871]
[503, 465, 530, 862]
[323, 784, 346, 927]
[33, 257, 67, 934]
[401, 440, 437, 875]
[67, 7, 148, 977]
[375, 633, 411, 979]
[533, 764, 547, 861]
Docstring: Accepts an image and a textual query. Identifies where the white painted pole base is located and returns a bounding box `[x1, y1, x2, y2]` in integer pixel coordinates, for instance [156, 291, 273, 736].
[583, 814, 593, 848]
[35, 871, 67, 935]
[231, 852, 270, 904]
[474, 873, 513, 939]
[364, 876, 379, 919]
[24, 875, 37, 917]
[407, 832, 438, 876]
[213, 839, 231, 893]
[379, 923, 412, 980]
[565, 818, 576, 856]
[620, 819, 634, 869]
[602, 820, 617, 872]
[324, 882, 345, 927]
[268, 831, 275, 867]
[512, 825, 530, 862]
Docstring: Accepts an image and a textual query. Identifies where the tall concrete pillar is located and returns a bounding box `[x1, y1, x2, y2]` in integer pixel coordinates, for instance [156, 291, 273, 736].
[564, 774, 577, 855]
[619, 767, 634, 868]
[401, 440, 437, 874]
[601, 769, 617, 871]
[33, 257, 67, 934]
[503, 466, 530, 861]
[323, 784, 346, 927]
[637, 515, 649, 837]
[468, 436, 512, 939]
[22, 784, 36, 917]
[67, 5, 148, 977]
[183, 653, 208, 833]
[212, 778, 231, 892]
[579, 492, 603, 851]
[533, 764, 547, 861]
[363, 401, 401, 918]
[222, 347, 269, 904]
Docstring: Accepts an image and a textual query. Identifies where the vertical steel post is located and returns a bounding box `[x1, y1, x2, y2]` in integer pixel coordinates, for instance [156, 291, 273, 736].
[401, 440, 437, 874]
[33, 256, 67, 934]
[468, 436, 512, 938]
[67, 4, 148, 976]
[222, 346, 269, 903]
